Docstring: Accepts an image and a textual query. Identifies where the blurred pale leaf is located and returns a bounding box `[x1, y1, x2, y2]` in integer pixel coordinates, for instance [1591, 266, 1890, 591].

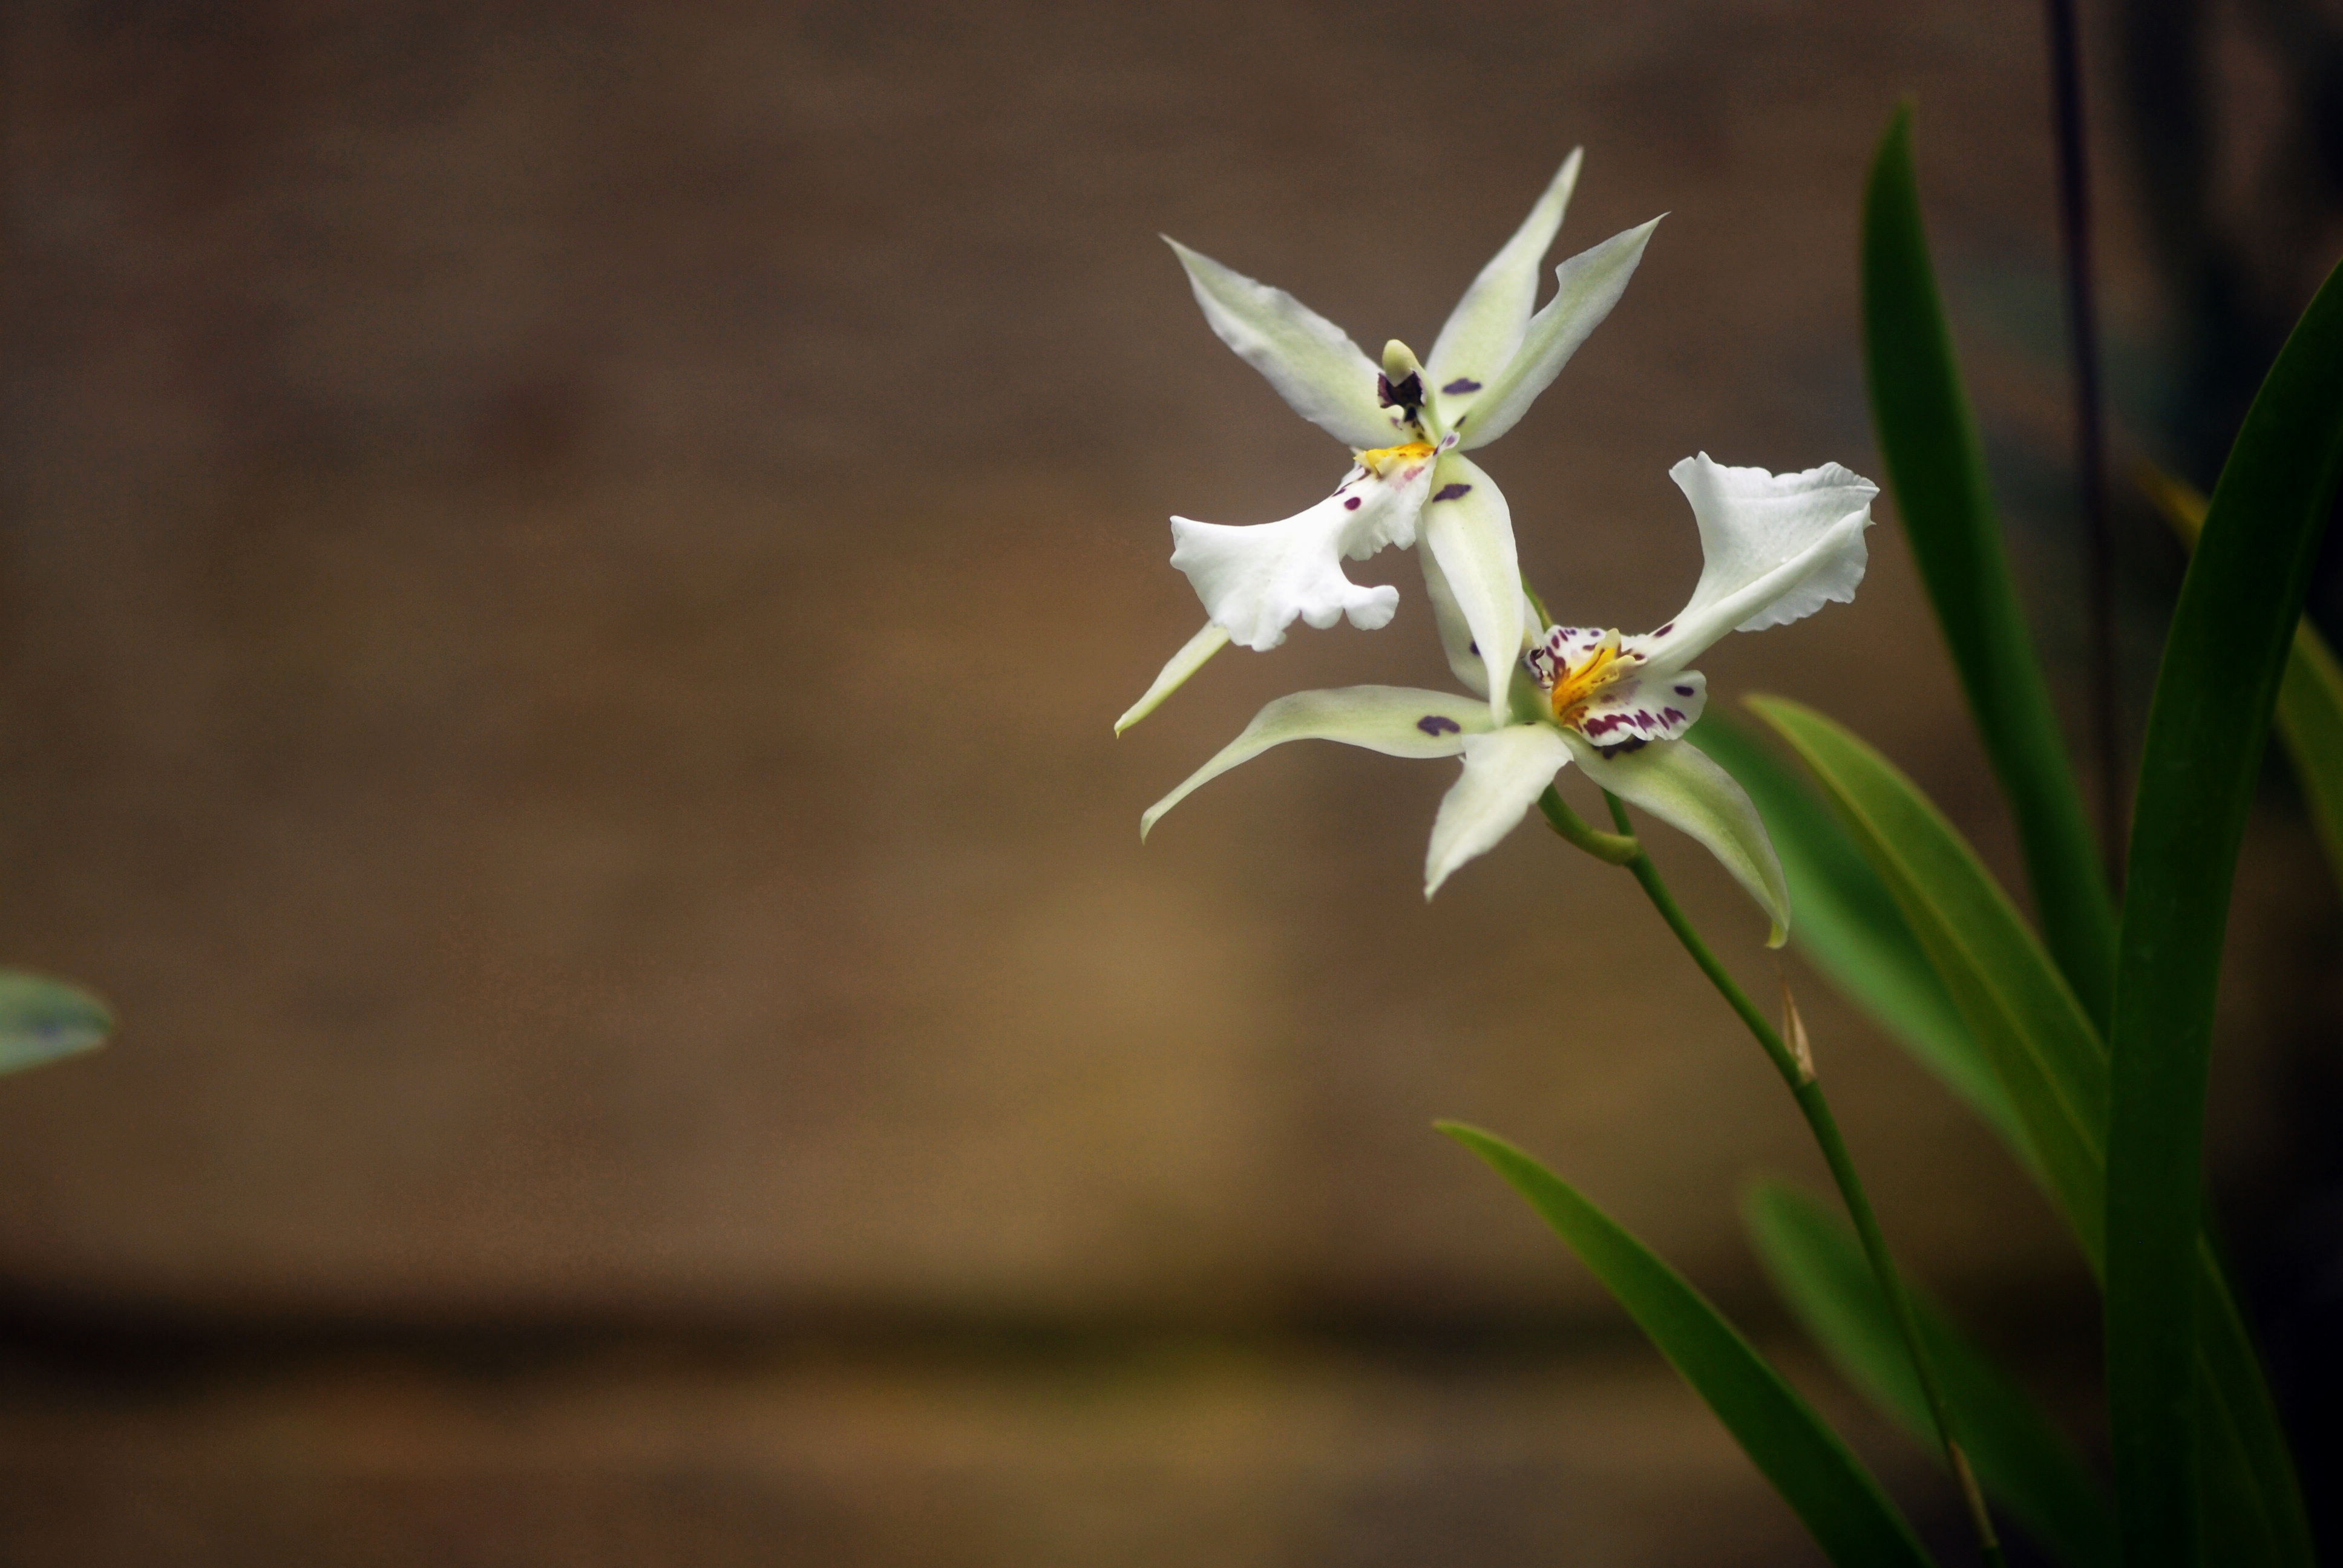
[0, 970, 112, 1074]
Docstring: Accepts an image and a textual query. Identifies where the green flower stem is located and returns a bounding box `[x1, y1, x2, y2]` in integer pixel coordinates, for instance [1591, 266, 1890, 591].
[1599, 789, 2007, 1568]
[1538, 786, 1642, 863]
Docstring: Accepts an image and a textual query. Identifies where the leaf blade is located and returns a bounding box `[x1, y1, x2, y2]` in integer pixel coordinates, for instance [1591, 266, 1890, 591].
[1745, 695, 2109, 1265]
[2105, 254, 2343, 1567]
[1441, 1123, 1937, 1568]
[1690, 716, 2024, 1154]
[1861, 104, 2118, 1027]
[1746, 696, 2315, 1563]
[0, 970, 111, 1074]
[1745, 1180, 2115, 1568]
[2139, 465, 2343, 897]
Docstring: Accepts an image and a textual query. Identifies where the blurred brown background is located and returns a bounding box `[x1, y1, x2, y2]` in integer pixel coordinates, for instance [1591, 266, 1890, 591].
[0, 1, 2335, 1563]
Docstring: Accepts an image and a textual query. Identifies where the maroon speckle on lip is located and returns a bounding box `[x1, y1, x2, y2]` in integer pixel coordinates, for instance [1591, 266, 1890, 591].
[1674, 684, 1694, 696]
[1430, 483, 1472, 503]
[1441, 378, 1481, 394]
[1662, 708, 1686, 725]
[1417, 714, 1462, 737]
[1344, 497, 1362, 511]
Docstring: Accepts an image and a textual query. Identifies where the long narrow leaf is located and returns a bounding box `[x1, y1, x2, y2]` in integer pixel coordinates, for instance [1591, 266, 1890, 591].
[1745, 1180, 2115, 1568]
[0, 970, 111, 1073]
[1751, 695, 2315, 1563]
[2191, 1251, 2316, 1566]
[1746, 696, 2108, 1260]
[1440, 1123, 1937, 1568]
[1863, 105, 2118, 1028]
[2140, 465, 2343, 895]
[1691, 716, 2024, 1154]
[2105, 256, 2343, 1568]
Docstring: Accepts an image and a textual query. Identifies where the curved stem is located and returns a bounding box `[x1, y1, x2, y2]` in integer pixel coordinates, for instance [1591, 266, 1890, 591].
[1600, 791, 2007, 1568]
[1538, 785, 1641, 863]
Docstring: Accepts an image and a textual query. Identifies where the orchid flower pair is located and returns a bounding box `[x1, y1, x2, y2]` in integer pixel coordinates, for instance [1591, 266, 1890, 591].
[1123, 153, 1878, 941]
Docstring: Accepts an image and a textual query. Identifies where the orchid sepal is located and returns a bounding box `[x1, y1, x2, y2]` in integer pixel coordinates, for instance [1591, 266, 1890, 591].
[1428, 148, 1585, 424]
[1425, 724, 1575, 897]
[1163, 237, 1395, 449]
[1116, 621, 1233, 736]
[1457, 217, 1662, 451]
[1141, 685, 1496, 841]
[1564, 733, 1791, 945]
[1418, 452, 1525, 724]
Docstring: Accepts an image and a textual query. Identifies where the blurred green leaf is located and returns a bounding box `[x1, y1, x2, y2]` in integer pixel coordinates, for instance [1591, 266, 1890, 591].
[1691, 716, 2024, 1157]
[1748, 696, 2314, 1565]
[1440, 1123, 1937, 1568]
[0, 970, 111, 1074]
[1744, 1180, 2114, 1568]
[2140, 464, 2343, 898]
[2105, 257, 2343, 1568]
[2191, 1256, 2315, 1567]
[1745, 696, 2107, 1263]
[1862, 103, 2118, 1029]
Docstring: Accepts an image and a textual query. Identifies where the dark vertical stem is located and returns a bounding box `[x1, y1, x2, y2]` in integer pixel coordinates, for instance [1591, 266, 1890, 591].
[2045, 0, 2125, 889]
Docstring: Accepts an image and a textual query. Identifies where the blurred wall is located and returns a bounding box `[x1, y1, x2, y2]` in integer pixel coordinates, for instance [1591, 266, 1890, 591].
[0, 0, 2322, 1368]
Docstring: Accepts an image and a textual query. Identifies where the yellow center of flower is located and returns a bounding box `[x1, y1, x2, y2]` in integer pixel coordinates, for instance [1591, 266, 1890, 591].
[1355, 441, 1436, 477]
[1545, 633, 1630, 725]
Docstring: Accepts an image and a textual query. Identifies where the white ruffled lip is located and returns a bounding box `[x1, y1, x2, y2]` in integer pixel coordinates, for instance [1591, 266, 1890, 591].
[1168, 446, 1436, 652]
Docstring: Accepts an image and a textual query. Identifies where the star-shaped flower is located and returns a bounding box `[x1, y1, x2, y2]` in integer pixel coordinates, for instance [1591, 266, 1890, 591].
[1141, 456, 1879, 941]
[1118, 151, 1662, 732]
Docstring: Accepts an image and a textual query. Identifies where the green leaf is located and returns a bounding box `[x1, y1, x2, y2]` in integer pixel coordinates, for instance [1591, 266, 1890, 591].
[1689, 716, 2024, 1155]
[1745, 696, 2108, 1264]
[2140, 464, 2343, 898]
[2191, 1253, 2316, 1567]
[1748, 696, 2315, 1564]
[1744, 1180, 2115, 1568]
[2275, 626, 2343, 891]
[0, 970, 111, 1073]
[1440, 1123, 1937, 1568]
[2105, 255, 2343, 1568]
[1862, 103, 2118, 1028]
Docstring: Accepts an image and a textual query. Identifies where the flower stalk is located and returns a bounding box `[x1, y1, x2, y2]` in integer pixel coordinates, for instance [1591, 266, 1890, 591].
[1536, 785, 1640, 864]
[1590, 788, 2008, 1568]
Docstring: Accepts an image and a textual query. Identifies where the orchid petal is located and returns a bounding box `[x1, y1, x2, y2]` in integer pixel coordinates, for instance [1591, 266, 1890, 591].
[1165, 238, 1401, 449]
[1573, 668, 1708, 748]
[1115, 621, 1232, 735]
[1455, 217, 1661, 451]
[1565, 734, 1791, 944]
[1638, 456, 1878, 673]
[1427, 149, 1584, 424]
[1426, 725, 1575, 898]
[1142, 685, 1496, 840]
[1418, 541, 1487, 695]
[1170, 451, 1435, 652]
[1419, 453, 1524, 721]
[1424, 550, 1542, 699]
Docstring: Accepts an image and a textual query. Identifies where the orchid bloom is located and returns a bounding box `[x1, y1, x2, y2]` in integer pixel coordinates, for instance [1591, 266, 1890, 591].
[1117, 151, 1662, 733]
[1141, 456, 1879, 943]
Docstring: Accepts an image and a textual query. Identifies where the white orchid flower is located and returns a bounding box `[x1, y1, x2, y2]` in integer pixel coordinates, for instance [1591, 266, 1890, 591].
[1142, 456, 1879, 944]
[1118, 150, 1663, 733]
